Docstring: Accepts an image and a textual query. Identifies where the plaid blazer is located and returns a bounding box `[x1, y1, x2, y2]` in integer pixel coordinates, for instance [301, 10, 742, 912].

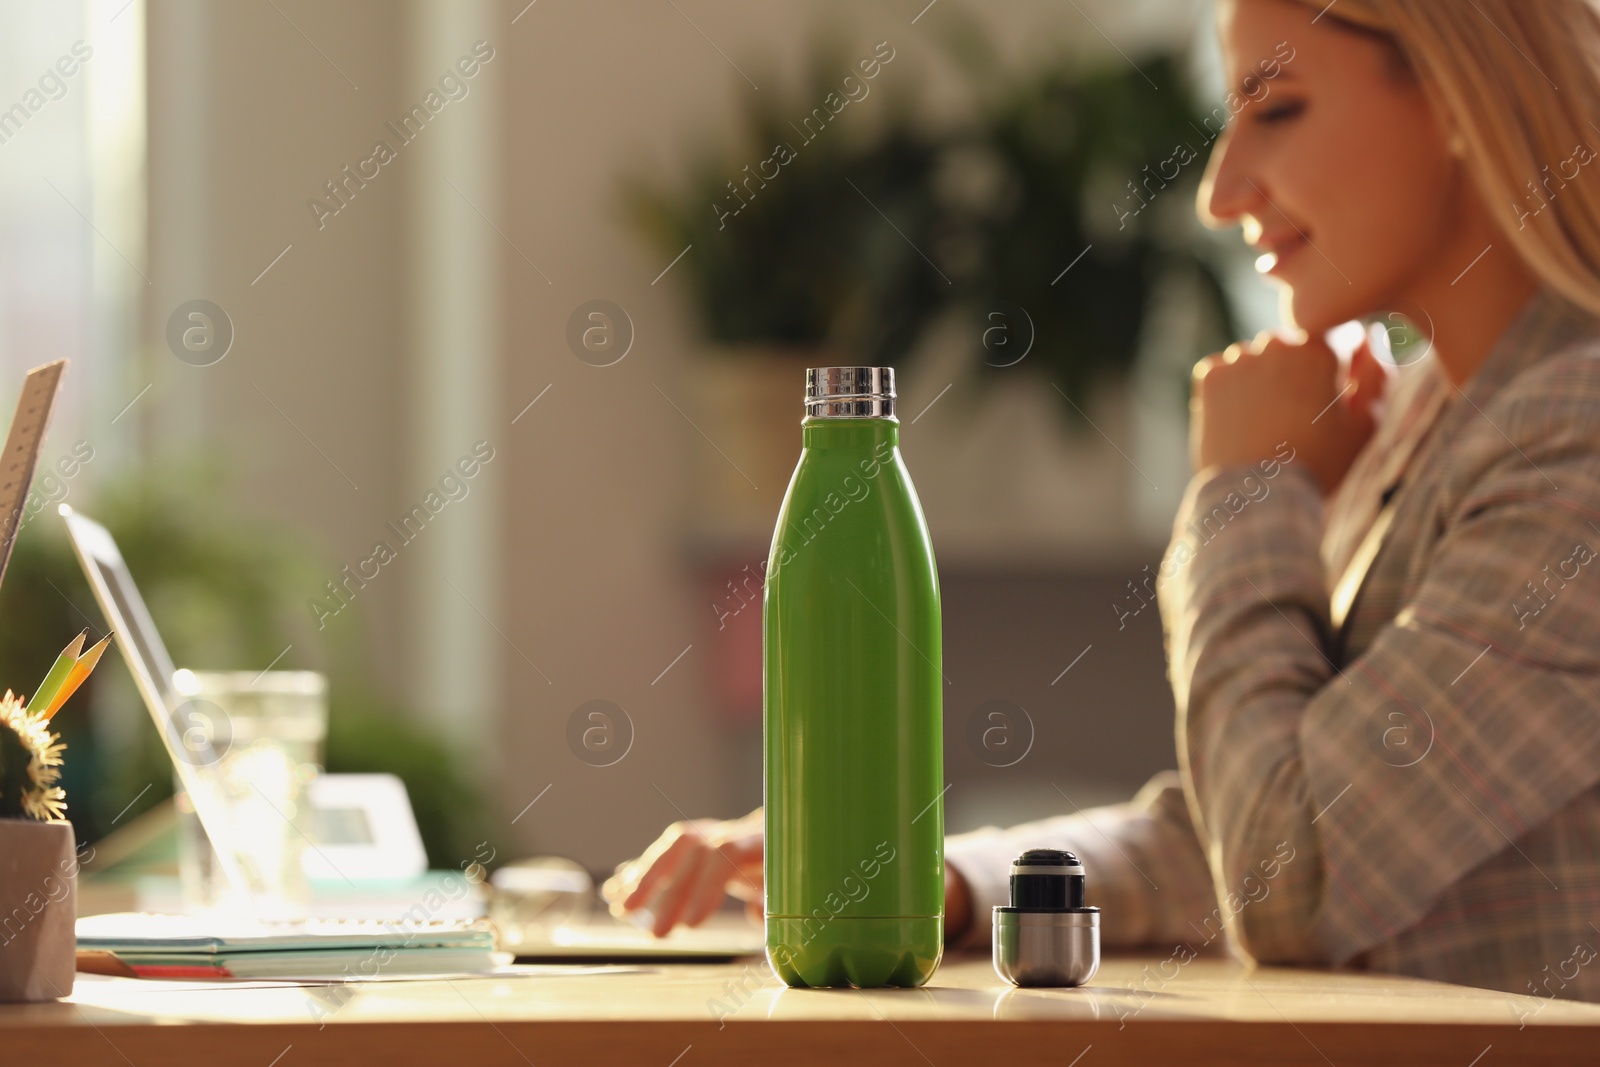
[947, 288, 1600, 1008]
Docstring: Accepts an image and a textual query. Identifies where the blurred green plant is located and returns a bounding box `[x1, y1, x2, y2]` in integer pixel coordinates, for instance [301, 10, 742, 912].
[0, 462, 494, 868]
[936, 21, 1240, 410]
[621, 20, 1241, 413]
[621, 39, 951, 366]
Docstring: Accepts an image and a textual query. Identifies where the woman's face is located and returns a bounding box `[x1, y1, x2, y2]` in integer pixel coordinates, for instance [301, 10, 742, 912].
[1200, 0, 1463, 334]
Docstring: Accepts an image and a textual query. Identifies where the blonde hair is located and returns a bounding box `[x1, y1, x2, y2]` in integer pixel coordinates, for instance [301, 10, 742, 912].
[1277, 0, 1600, 315]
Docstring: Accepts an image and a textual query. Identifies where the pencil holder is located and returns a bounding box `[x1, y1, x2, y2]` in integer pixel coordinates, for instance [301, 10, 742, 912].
[0, 817, 77, 1001]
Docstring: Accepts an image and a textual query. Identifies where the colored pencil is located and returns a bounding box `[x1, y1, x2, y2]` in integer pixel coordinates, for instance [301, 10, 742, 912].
[28, 629, 86, 713]
[43, 633, 111, 720]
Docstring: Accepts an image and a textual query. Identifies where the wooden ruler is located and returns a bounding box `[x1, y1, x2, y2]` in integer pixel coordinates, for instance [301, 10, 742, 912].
[0, 359, 66, 591]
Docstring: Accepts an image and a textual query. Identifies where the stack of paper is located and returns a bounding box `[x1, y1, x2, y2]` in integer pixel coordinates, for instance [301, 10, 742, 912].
[76, 913, 496, 979]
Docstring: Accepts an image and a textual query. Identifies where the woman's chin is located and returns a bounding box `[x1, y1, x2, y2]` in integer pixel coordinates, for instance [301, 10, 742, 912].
[1283, 288, 1370, 338]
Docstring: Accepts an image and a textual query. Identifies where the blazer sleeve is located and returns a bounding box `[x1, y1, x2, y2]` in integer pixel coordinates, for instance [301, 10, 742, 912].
[944, 771, 1219, 951]
[1159, 350, 1600, 966]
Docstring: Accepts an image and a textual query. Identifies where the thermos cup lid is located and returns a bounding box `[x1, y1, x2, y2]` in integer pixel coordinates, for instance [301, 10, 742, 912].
[806, 367, 895, 419]
[994, 849, 1101, 988]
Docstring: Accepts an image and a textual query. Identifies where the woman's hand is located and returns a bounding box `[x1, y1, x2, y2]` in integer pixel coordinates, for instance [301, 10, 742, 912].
[604, 810, 978, 945]
[1191, 328, 1389, 495]
[601, 808, 764, 938]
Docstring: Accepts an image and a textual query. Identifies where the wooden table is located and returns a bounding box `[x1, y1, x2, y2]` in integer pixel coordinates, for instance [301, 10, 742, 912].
[3, 954, 1598, 1066]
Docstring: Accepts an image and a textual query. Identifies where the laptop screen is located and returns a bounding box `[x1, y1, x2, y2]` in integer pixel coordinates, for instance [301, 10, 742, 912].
[61, 504, 264, 906]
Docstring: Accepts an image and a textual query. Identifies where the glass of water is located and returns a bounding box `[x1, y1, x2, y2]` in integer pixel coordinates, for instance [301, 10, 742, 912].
[172, 669, 328, 920]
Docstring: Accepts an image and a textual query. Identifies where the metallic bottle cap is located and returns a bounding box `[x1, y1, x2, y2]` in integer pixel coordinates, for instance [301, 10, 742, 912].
[805, 367, 895, 419]
[993, 849, 1100, 988]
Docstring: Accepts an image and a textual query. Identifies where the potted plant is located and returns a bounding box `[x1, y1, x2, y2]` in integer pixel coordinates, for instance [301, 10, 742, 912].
[930, 18, 1240, 411]
[622, 31, 1239, 521]
[0, 634, 106, 1001]
[623, 25, 1245, 712]
[621, 39, 951, 539]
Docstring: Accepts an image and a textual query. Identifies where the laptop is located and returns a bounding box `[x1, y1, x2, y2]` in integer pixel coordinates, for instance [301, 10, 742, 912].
[61, 504, 269, 908]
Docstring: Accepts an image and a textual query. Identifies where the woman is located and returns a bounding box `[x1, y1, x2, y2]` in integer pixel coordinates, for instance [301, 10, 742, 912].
[604, 0, 1600, 1003]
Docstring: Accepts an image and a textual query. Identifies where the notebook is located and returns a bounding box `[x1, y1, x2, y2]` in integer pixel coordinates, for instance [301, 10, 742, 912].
[76, 912, 496, 979]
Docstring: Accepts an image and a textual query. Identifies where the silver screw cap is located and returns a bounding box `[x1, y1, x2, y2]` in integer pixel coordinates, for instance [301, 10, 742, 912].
[805, 367, 895, 419]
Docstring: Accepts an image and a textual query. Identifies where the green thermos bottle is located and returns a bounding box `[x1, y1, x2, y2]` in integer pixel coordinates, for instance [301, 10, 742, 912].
[764, 366, 944, 988]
